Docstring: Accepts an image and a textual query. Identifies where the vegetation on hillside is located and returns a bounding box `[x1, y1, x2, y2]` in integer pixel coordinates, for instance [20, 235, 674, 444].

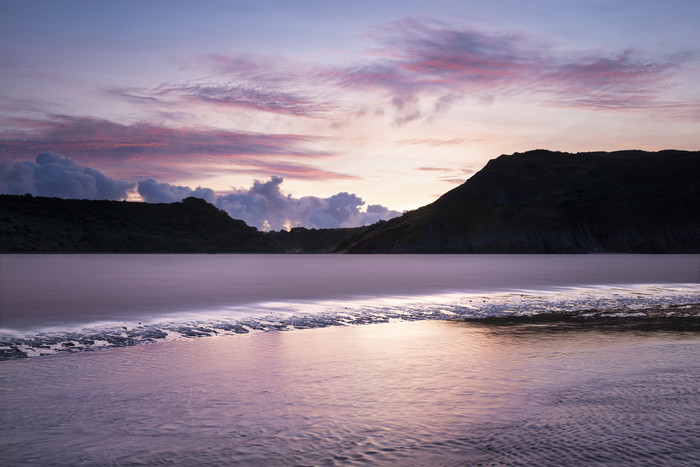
[0, 195, 281, 253]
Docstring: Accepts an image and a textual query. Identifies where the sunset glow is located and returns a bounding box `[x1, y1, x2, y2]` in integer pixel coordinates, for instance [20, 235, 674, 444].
[1, 1, 699, 228]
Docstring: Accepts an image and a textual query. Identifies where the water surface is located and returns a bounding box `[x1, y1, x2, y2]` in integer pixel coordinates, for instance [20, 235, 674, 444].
[0, 254, 698, 465]
[1, 320, 698, 466]
[2, 254, 697, 330]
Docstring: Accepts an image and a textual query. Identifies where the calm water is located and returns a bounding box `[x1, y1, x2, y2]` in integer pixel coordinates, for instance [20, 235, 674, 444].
[1, 320, 699, 466]
[1, 254, 698, 330]
[1, 254, 699, 465]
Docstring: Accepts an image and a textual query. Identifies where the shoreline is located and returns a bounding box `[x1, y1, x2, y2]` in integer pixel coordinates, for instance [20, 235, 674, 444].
[3, 317, 699, 466]
[2, 254, 698, 329]
[2, 300, 698, 361]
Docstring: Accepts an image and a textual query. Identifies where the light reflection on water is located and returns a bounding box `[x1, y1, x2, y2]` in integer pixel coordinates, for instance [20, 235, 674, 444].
[1, 320, 699, 466]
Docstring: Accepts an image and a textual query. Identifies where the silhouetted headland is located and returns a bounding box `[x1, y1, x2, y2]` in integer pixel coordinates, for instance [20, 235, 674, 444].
[2, 149, 698, 253]
[338, 149, 700, 253]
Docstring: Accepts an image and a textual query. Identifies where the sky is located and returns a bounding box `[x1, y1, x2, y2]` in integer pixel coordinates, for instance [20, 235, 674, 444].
[1, 0, 699, 230]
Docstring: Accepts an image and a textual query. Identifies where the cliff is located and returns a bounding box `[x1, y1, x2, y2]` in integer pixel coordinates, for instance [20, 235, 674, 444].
[338, 150, 700, 253]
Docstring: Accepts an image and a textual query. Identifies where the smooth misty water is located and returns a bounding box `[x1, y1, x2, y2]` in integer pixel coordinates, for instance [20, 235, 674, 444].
[1, 254, 698, 330]
[0, 254, 699, 465]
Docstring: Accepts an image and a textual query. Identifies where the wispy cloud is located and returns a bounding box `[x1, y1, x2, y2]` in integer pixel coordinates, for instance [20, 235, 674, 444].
[437, 176, 470, 184]
[414, 165, 475, 184]
[112, 83, 335, 118]
[110, 53, 339, 118]
[330, 18, 692, 118]
[103, 18, 694, 125]
[367, 18, 540, 86]
[543, 50, 690, 110]
[414, 166, 455, 172]
[401, 138, 466, 147]
[0, 114, 328, 158]
[0, 115, 351, 181]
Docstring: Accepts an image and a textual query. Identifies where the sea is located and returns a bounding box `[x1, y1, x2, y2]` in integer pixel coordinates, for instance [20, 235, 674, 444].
[0, 254, 699, 466]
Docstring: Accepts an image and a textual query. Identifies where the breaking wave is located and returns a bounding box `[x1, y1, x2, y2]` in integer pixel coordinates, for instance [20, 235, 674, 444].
[1, 284, 698, 360]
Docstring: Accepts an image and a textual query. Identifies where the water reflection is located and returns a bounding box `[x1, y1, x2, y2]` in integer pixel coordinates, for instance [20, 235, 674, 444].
[2, 319, 698, 465]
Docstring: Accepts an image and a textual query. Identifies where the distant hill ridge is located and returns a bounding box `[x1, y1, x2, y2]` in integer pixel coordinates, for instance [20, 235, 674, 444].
[338, 149, 700, 253]
[0, 195, 281, 253]
[2, 149, 698, 253]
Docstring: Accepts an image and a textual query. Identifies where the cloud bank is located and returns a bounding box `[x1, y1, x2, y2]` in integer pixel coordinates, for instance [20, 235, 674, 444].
[0, 153, 400, 230]
[139, 175, 401, 231]
[0, 152, 134, 200]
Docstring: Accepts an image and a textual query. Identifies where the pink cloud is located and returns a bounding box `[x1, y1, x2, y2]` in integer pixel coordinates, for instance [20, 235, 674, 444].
[113, 84, 335, 118]
[377, 19, 537, 80]
[111, 53, 339, 118]
[104, 19, 692, 123]
[413, 166, 475, 185]
[328, 18, 690, 116]
[0, 115, 351, 181]
[414, 167, 454, 172]
[0, 115, 328, 158]
[438, 177, 468, 184]
[401, 138, 466, 147]
[328, 19, 543, 98]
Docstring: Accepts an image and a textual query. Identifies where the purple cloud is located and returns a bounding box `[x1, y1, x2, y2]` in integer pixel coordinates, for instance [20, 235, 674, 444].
[413, 165, 475, 185]
[103, 19, 691, 125]
[0, 115, 328, 159]
[137, 179, 217, 204]
[110, 82, 334, 118]
[400, 138, 466, 147]
[1, 154, 399, 229]
[142, 175, 400, 231]
[414, 167, 454, 172]
[218, 177, 402, 230]
[162, 84, 332, 117]
[110, 53, 338, 118]
[0, 152, 134, 200]
[329, 18, 689, 117]
[372, 19, 537, 82]
[0, 115, 352, 181]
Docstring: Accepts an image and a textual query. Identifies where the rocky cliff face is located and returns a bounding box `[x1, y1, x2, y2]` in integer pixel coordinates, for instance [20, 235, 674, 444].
[340, 150, 700, 253]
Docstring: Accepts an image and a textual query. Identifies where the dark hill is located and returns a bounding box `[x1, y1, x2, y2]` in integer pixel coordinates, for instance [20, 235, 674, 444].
[265, 226, 369, 253]
[0, 195, 281, 253]
[338, 150, 700, 253]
